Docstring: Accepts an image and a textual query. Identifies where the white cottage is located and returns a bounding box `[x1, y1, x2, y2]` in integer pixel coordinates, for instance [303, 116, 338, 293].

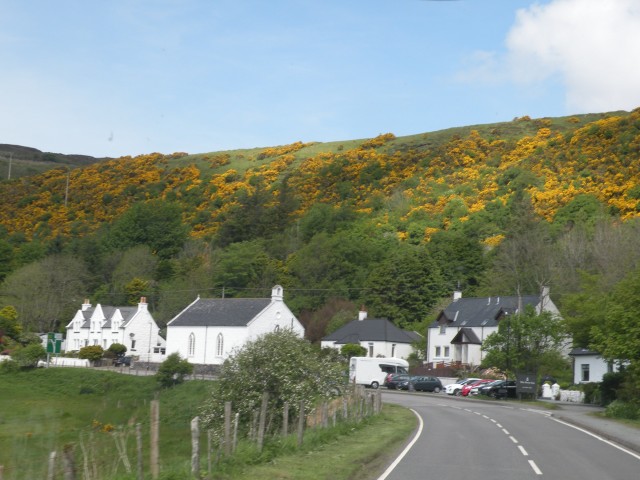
[426, 287, 561, 368]
[569, 348, 624, 384]
[65, 297, 165, 362]
[165, 285, 304, 365]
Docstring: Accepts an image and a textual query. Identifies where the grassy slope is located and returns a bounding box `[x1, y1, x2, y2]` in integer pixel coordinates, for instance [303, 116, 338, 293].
[0, 368, 416, 480]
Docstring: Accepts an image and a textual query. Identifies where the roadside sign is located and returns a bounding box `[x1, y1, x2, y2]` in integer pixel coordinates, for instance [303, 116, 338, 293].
[46, 332, 62, 354]
[516, 374, 536, 395]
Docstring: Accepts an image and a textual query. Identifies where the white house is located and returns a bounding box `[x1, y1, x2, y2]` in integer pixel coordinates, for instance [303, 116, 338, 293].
[65, 297, 165, 362]
[321, 309, 422, 360]
[165, 285, 304, 365]
[569, 348, 624, 384]
[426, 287, 561, 368]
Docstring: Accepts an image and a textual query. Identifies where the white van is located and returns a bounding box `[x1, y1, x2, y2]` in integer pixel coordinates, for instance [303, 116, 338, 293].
[349, 357, 409, 389]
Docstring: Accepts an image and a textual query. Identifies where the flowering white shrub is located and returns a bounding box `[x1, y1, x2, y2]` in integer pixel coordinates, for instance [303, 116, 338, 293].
[200, 329, 346, 439]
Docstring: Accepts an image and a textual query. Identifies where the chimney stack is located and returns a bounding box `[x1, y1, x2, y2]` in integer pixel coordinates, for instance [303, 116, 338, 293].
[81, 299, 91, 311]
[453, 290, 462, 302]
[358, 306, 367, 321]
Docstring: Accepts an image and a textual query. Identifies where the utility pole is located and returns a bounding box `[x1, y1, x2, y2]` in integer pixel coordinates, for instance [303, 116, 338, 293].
[7, 153, 12, 180]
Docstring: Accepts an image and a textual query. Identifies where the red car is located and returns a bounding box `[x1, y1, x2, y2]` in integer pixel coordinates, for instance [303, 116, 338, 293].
[460, 379, 494, 397]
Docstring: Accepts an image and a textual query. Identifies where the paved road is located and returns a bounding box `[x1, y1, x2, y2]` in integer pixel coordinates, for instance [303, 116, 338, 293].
[379, 391, 640, 480]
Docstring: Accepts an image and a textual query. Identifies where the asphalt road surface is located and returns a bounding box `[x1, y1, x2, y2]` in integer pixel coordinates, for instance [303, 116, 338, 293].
[379, 391, 640, 480]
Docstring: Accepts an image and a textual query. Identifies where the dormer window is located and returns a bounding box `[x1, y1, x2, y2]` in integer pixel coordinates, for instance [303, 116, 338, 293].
[439, 325, 446, 334]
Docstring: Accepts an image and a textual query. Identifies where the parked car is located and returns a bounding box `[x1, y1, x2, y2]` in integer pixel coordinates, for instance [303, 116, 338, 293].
[410, 376, 443, 393]
[445, 377, 481, 396]
[386, 374, 412, 390]
[113, 355, 132, 367]
[469, 380, 502, 396]
[460, 379, 493, 396]
[478, 380, 517, 398]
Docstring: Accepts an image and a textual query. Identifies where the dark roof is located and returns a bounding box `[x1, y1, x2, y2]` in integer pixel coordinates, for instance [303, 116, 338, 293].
[430, 295, 540, 329]
[103, 307, 137, 328]
[451, 327, 482, 345]
[323, 318, 417, 344]
[569, 348, 600, 357]
[168, 297, 271, 327]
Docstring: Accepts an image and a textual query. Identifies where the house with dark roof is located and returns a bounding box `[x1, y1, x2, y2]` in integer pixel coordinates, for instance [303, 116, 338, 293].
[65, 297, 165, 362]
[568, 348, 625, 384]
[426, 287, 560, 368]
[165, 285, 304, 365]
[320, 309, 422, 359]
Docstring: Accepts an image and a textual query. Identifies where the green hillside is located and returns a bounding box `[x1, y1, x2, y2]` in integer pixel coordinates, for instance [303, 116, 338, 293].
[1, 109, 640, 353]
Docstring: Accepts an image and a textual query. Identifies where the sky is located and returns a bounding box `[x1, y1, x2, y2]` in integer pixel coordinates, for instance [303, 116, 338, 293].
[1, 0, 640, 158]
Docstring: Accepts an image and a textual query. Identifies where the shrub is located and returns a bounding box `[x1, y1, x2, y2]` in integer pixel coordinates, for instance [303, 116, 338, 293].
[156, 353, 194, 388]
[78, 345, 105, 362]
[604, 400, 640, 420]
[11, 343, 46, 368]
[201, 329, 346, 439]
[107, 343, 127, 357]
[340, 343, 366, 359]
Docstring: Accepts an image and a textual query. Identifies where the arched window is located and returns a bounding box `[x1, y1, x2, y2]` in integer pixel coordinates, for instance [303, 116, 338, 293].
[216, 333, 224, 357]
[188, 333, 195, 357]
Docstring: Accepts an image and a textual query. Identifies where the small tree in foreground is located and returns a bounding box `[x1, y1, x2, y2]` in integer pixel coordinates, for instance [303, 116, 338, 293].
[200, 329, 346, 438]
[156, 352, 193, 388]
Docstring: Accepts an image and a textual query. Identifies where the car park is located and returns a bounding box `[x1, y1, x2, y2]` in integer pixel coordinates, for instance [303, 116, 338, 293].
[410, 376, 443, 393]
[445, 377, 481, 396]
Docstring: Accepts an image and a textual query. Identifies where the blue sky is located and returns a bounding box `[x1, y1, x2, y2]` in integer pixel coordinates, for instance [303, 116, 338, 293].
[1, 0, 639, 158]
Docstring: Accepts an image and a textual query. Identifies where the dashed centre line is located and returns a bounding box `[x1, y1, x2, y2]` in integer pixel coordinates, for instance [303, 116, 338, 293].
[443, 404, 543, 476]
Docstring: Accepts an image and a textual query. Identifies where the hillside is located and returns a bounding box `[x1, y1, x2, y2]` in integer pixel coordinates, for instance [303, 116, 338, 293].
[1, 110, 638, 243]
[1, 108, 640, 338]
[0, 143, 108, 180]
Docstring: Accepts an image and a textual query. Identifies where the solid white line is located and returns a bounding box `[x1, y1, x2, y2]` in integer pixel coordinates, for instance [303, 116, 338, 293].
[518, 445, 529, 456]
[529, 460, 543, 475]
[376, 408, 424, 480]
[551, 417, 640, 460]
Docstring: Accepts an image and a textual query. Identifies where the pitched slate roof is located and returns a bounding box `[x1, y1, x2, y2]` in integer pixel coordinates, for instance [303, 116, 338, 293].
[430, 295, 540, 329]
[168, 297, 272, 327]
[323, 318, 418, 344]
[103, 307, 137, 329]
[451, 327, 482, 345]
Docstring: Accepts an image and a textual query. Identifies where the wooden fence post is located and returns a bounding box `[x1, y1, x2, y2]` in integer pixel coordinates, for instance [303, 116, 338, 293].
[233, 412, 239, 454]
[63, 444, 76, 480]
[282, 402, 289, 436]
[150, 400, 160, 480]
[257, 392, 269, 452]
[191, 416, 200, 478]
[224, 402, 232, 456]
[136, 423, 144, 480]
[297, 401, 305, 447]
[47, 451, 56, 480]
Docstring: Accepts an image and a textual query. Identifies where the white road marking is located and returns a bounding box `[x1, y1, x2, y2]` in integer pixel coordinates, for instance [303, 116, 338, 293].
[551, 417, 640, 460]
[518, 445, 529, 456]
[502, 428, 510, 435]
[376, 408, 423, 480]
[509, 436, 518, 443]
[529, 460, 543, 475]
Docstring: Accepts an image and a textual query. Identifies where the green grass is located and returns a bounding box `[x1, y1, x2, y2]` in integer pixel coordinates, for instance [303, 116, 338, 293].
[0, 368, 212, 479]
[0, 369, 417, 480]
